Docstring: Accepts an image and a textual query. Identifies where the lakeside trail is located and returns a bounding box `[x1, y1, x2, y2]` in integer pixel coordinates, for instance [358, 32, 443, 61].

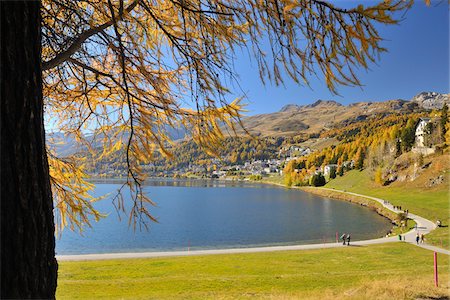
[57, 187, 449, 261]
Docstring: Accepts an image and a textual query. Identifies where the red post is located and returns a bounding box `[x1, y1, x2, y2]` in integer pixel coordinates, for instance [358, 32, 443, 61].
[434, 252, 438, 287]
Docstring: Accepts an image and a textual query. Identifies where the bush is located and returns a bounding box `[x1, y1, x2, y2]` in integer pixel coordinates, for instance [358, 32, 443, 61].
[329, 168, 337, 179]
[310, 173, 326, 187]
[374, 167, 383, 185]
[249, 174, 262, 181]
[400, 123, 416, 152]
[338, 166, 344, 176]
[284, 173, 293, 187]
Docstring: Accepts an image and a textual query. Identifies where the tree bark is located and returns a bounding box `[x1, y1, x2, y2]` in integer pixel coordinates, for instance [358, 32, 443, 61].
[1, 1, 58, 298]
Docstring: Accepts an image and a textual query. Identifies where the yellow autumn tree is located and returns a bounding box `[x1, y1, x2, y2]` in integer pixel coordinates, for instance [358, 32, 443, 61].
[41, 0, 414, 231]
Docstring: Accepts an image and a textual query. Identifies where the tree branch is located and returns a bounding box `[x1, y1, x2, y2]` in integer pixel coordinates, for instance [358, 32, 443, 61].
[42, 0, 140, 71]
[169, 0, 233, 16]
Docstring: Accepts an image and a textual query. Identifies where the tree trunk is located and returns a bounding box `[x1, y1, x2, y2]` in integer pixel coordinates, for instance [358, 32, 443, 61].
[1, 1, 58, 298]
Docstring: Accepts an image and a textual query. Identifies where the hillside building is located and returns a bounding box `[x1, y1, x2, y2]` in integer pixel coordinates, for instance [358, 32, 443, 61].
[413, 117, 442, 155]
[323, 164, 338, 176]
[414, 117, 431, 148]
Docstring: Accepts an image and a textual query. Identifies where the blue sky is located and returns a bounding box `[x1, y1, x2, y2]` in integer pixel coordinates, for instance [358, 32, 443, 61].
[228, 1, 449, 115]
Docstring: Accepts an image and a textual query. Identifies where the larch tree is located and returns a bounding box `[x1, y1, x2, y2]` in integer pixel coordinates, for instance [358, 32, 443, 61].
[2, 1, 58, 298]
[1, 0, 419, 298]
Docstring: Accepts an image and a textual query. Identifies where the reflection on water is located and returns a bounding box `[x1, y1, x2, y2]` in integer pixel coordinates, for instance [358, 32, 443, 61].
[91, 178, 270, 188]
[56, 181, 392, 255]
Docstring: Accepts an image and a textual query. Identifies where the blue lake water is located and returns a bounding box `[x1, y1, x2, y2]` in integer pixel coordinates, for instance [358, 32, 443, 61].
[56, 179, 392, 255]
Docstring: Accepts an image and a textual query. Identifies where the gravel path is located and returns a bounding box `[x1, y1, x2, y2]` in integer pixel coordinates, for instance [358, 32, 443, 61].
[57, 188, 449, 261]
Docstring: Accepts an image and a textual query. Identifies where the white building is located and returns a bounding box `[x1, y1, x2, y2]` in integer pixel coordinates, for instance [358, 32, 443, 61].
[415, 117, 431, 148]
[342, 160, 354, 169]
[323, 164, 338, 176]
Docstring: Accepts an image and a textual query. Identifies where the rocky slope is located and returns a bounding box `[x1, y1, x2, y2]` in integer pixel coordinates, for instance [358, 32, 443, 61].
[410, 92, 449, 110]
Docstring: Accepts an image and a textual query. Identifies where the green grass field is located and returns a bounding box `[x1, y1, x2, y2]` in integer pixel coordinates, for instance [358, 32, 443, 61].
[57, 243, 449, 299]
[261, 174, 285, 185]
[325, 169, 449, 249]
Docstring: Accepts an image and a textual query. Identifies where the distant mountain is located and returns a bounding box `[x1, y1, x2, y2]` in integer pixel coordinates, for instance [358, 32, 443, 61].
[237, 97, 421, 137]
[279, 104, 300, 112]
[47, 132, 79, 156]
[305, 99, 343, 108]
[47, 131, 107, 156]
[410, 92, 449, 110]
[164, 126, 188, 141]
[47, 125, 187, 157]
[280, 100, 342, 112]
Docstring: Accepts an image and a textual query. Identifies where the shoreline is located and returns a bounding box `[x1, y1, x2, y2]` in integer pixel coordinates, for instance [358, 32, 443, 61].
[259, 179, 399, 224]
[57, 185, 448, 261]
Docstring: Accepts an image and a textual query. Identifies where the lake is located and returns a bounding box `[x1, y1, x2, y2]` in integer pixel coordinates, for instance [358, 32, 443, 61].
[56, 179, 392, 255]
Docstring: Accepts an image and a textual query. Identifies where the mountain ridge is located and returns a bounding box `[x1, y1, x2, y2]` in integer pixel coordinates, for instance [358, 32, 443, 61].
[237, 92, 448, 137]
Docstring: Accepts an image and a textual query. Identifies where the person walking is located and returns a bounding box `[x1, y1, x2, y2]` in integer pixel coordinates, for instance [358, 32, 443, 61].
[415, 233, 420, 245]
[341, 233, 346, 245]
[346, 233, 351, 246]
[420, 233, 425, 244]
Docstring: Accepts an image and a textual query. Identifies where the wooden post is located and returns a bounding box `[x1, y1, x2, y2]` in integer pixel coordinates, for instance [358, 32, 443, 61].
[336, 232, 338, 243]
[434, 252, 438, 287]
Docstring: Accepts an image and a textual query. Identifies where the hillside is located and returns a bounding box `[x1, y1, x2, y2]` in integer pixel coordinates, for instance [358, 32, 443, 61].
[235, 92, 448, 138]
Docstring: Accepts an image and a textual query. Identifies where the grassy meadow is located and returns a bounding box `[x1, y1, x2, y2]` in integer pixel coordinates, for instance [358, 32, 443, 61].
[57, 243, 449, 299]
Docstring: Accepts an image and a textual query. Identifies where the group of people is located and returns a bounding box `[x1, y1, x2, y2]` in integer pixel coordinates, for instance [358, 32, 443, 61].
[382, 201, 407, 214]
[415, 233, 425, 244]
[340, 233, 351, 246]
[383, 200, 408, 214]
[339, 231, 425, 246]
